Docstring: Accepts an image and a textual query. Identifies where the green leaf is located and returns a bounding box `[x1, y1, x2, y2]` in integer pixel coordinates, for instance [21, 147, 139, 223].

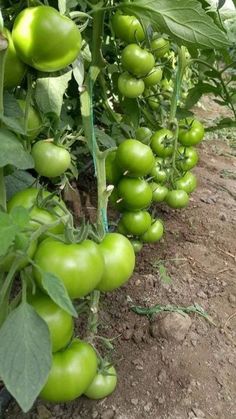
[35, 70, 72, 117]
[122, 0, 230, 49]
[158, 263, 172, 284]
[121, 98, 140, 129]
[73, 57, 85, 87]
[184, 82, 219, 108]
[0, 303, 52, 412]
[5, 170, 36, 200]
[0, 128, 34, 169]
[94, 127, 116, 148]
[3, 92, 23, 118]
[0, 212, 17, 256]
[41, 272, 78, 318]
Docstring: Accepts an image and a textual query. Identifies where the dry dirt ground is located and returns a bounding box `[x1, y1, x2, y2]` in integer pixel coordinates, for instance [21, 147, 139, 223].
[5, 98, 236, 419]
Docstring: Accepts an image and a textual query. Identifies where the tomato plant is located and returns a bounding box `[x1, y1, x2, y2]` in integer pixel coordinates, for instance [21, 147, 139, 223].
[117, 177, 153, 210]
[143, 67, 163, 87]
[118, 72, 145, 98]
[97, 233, 135, 292]
[121, 44, 155, 77]
[32, 141, 71, 178]
[175, 171, 197, 194]
[40, 339, 97, 402]
[112, 12, 145, 43]
[151, 129, 174, 157]
[177, 146, 199, 171]
[29, 292, 74, 353]
[141, 219, 164, 243]
[17, 99, 42, 141]
[3, 28, 26, 88]
[178, 118, 205, 146]
[165, 190, 189, 209]
[150, 182, 169, 203]
[116, 139, 154, 177]
[120, 210, 152, 236]
[151, 37, 170, 58]
[33, 238, 105, 299]
[135, 127, 152, 145]
[12, 6, 82, 72]
[84, 362, 117, 400]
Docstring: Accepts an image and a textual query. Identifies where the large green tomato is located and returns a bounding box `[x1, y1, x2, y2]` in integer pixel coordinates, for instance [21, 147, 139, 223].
[33, 238, 104, 299]
[32, 141, 71, 178]
[111, 12, 145, 43]
[12, 6, 82, 72]
[165, 189, 189, 209]
[40, 339, 97, 402]
[118, 72, 145, 98]
[121, 44, 155, 77]
[84, 363, 117, 400]
[3, 28, 26, 88]
[151, 37, 170, 58]
[116, 139, 154, 177]
[7, 188, 66, 235]
[135, 127, 152, 145]
[120, 210, 152, 236]
[150, 182, 168, 203]
[151, 129, 174, 158]
[97, 233, 135, 292]
[143, 67, 163, 87]
[105, 151, 122, 185]
[117, 177, 152, 210]
[141, 219, 164, 243]
[175, 171, 197, 194]
[177, 146, 199, 171]
[178, 118, 205, 146]
[29, 292, 73, 353]
[17, 99, 42, 141]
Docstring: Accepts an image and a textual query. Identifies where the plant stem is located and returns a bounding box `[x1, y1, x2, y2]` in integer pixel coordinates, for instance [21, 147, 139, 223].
[0, 33, 7, 118]
[87, 290, 100, 337]
[169, 46, 187, 185]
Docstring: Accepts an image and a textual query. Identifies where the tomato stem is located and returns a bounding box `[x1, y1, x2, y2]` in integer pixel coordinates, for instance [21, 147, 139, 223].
[0, 33, 8, 118]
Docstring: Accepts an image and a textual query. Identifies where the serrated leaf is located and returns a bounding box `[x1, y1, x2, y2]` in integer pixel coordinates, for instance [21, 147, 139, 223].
[122, 0, 230, 49]
[41, 272, 78, 318]
[0, 303, 52, 412]
[35, 70, 72, 117]
[0, 212, 17, 256]
[0, 128, 34, 169]
[5, 170, 36, 200]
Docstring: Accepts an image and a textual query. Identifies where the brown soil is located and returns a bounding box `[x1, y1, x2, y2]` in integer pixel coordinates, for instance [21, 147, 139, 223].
[5, 97, 236, 419]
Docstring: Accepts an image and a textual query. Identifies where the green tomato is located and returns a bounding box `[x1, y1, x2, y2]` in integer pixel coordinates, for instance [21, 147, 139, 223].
[150, 182, 168, 203]
[165, 189, 189, 209]
[105, 151, 122, 185]
[178, 118, 205, 146]
[12, 6, 82, 72]
[109, 188, 125, 212]
[151, 37, 170, 58]
[116, 139, 154, 177]
[40, 339, 97, 402]
[120, 210, 152, 236]
[143, 67, 163, 87]
[118, 72, 145, 98]
[150, 158, 168, 183]
[111, 12, 145, 43]
[7, 188, 66, 235]
[175, 171, 197, 194]
[117, 177, 153, 210]
[17, 99, 42, 141]
[84, 363, 117, 400]
[177, 146, 199, 171]
[29, 292, 74, 353]
[151, 129, 174, 158]
[33, 238, 104, 299]
[32, 140, 71, 178]
[97, 233, 135, 292]
[121, 44, 155, 77]
[3, 28, 26, 89]
[130, 239, 143, 253]
[117, 219, 128, 235]
[135, 127, 152, 145]
[148, 95, 160, 110]
[141, 219, 164, 243]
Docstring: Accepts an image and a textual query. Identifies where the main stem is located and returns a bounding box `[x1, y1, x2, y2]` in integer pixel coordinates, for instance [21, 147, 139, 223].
[169, 46, 187, 185]
[0, 34, 8, 210]
[80, 7, 107, 338]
